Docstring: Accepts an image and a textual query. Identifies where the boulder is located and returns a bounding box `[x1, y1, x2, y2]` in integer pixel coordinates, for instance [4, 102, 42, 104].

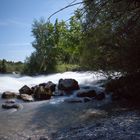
[33, 86, 52, 100]
[19, 85, 32, 95]
[96, 92, 105, 100]
[1, 91, 18, 99]
[19, 94, 33, 102]
[39, 81, 56, 92]
[76, 89, 97, 98]
[58, 79, 79, 91]
[2, 103, 20, 109]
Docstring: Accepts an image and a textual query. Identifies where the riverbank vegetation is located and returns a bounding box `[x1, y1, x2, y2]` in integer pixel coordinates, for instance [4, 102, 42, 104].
[23, 13, 83, 74]
[23, 0, 140, 76]
[0, 59, 24, 74]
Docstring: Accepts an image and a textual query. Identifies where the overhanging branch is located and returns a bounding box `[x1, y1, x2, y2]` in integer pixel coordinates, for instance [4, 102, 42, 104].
[47, 1, 84, 21]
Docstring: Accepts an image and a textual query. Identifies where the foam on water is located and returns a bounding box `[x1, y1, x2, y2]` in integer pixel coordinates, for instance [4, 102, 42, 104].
[0, 71, 106, 93]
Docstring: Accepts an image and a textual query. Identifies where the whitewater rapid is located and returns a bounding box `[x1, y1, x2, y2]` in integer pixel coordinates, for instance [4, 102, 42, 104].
[0, 71, 106, 93]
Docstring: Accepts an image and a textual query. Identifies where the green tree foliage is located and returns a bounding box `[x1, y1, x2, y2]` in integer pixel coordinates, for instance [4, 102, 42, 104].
[80, 0, 140, 74]
[24, 15, 82, 74]
[57, 13, 82, 64]
[24, 19, 59, 74]
[0, 59, 24, 73]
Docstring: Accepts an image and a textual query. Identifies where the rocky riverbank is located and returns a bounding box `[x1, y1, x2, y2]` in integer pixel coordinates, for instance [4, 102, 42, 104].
[28, 101, 140, 140]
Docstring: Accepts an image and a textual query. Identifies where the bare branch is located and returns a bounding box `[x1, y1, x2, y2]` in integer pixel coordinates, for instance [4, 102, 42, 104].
[48, 1, 84, 21]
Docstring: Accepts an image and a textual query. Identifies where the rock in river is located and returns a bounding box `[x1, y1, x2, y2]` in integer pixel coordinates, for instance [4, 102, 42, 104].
[2, 103, 20, 109]
[1, 91, 18, 99]
[19, 94, 34, 102]
[33, 85, 52, 100]
[76, 89, 97, 98]
[39, 81, 56, 92]
[58, 78, 80, 91]
[19, 85, 32, 95]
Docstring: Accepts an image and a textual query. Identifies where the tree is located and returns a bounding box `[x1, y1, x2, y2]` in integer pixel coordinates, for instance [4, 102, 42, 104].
[0, 59, 7, 73]
[80, 0, 140, 74]
[24, 19, 58, 74]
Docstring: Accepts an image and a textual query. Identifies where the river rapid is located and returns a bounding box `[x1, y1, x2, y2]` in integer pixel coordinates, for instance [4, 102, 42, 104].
[0, 72, 139, 140]
[0, 72, 109, 139]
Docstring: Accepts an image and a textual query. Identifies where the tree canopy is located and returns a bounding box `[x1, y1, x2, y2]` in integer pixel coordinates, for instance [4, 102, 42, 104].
[80, 0, 140, 74]
[24, 0, 140, 75]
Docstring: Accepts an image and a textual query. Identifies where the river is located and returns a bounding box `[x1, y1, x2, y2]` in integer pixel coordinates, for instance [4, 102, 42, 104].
[0, 72, 139, 140]
[0, 72, 107, 139]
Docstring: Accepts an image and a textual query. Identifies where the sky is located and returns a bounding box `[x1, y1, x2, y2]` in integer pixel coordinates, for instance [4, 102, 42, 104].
[0, 0, 82, 62]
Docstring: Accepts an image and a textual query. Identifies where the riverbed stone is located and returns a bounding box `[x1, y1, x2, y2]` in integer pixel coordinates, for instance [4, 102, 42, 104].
[1, 91, 18, 99]
[58, 78, 80, 91]
[19, 85, 32, 95]
[76, 89, 97, 98]
[33, 86, 52, 100]
[39, 81, 56, 92]
[2, 103, 20, 109]
[19, 94, 34, 102]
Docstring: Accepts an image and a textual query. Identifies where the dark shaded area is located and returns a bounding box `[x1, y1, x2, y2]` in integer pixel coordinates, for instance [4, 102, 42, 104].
[106, 72, 140, 102]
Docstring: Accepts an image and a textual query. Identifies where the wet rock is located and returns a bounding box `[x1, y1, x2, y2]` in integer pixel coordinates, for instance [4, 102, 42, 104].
[77, 89, 96, 98]
[58, 78, 79, 91]
[96, 92, 105, 100]
[19, 94, 34, 102]
[64, 98, 83, 103]
[33, 86, 52, 100]
[1, 91, 18, 99]
[31, 85, 38, 93]
[2, 103, 20, 109]
[31, 81, 55, 100]
[39, 81, 56, 92]
[19, 85, 32, 95]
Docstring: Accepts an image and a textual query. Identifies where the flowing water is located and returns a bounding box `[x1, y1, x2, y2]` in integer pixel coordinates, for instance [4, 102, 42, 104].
[0, 71, 110, 140]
